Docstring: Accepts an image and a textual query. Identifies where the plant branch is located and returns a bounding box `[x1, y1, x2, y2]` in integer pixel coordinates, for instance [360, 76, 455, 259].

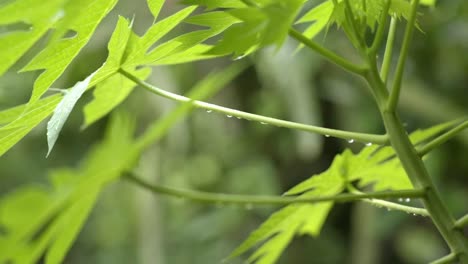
[381, 111, 468, 262]
[343, 0, 367, 52]
[430, 253, 458, 264]
[387, 0, 420, 111]
[119, 68, 388, 145]
[369, 0, 391, 55]
[125, 172, 426, 206]
[455, 214, 468, 229]
[240, 0, 367, 75]
[380, 17, 397, 85]
[362, 198, 429, 216]
[418, 120, 468, 157]
[288, 29, 368, 75]
[347, 185, 429, 216]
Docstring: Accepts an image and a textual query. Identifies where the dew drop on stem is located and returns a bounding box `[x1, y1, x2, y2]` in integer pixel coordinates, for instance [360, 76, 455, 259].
[234, 54, 246, 60]
[365, 142, 373, 146]
[226, 115, 233, 118]
[348, 139, 354, 143]
[405, 198, 411, 203]
[206, 110, 212, 113]
[260, 122, 267, 125]
[325, 134, 330, 138]
[398, 198, 404, 202]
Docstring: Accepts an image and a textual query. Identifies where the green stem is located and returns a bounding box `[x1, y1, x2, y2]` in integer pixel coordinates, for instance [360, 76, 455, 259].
[119, 69, 388, 145]
[380, 17, 397, 84]
[387, 0, 420, 111]
[343, 0, 367, 52]
[418, 120, 468, 156]
[369, 0, 391, 55]
[125, 173, 425, 206]
[288, 29, 368, 76]
[455, 214, 468, 229]
[239, 0, 367, 75]
[362, 198, 429, 216]
[430, 253, 458, 264]
[348, 186, 429, 216]
[381, 111, 468, 263]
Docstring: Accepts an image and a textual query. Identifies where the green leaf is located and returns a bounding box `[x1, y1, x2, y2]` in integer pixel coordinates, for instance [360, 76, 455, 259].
[0, 94, 62, 157]
[0, 112, 137, 264]
[90, 16, 134, 84]
[122, 6, 197, 67]
[420, 0, 436, 6]
[296, 0, 333, 41]
[147, 0, 165, 18]
[181, 0, 246, 9]
[21, 0, 117, 104]
[45, 188, 100, 264]
[229, 121, 459, 263]
[0, 0, 65, 76]
[47, 72, 96, 156]
[208, 0, 304, 56]
[228, 153, 346, 264]
[141, 11, 240, 65]
[83, 67, 152, 128]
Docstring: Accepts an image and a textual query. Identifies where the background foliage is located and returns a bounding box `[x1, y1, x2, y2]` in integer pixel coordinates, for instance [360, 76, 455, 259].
[0, 0, 467, 263]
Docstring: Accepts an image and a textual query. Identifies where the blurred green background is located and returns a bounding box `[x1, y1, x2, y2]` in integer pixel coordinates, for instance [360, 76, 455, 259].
[0, 0, 467, 263]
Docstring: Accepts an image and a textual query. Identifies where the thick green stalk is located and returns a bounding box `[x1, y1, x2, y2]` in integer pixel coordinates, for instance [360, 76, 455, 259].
[381, 111, 468, 262]
[430, 253, 458, 264]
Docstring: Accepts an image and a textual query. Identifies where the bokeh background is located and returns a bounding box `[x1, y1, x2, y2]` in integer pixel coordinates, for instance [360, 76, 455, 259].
[0, 0, 467, 263]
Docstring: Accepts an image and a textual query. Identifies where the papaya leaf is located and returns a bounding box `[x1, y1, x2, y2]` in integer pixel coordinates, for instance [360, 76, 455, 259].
[207, 0, 304, 57]
[420, 0, 436, 6]
[181, 0, 246, 9]
[140, 11, 240, 65]
[296, 0, 333, 39]
[229, 121, 459, 263]
[122, 6, 197, 67]
[45, 187, 100, 264]
[46, 72, 96, 157]
[0, 112, 137, 264]
[83, 67, 151, 128]
[21, 0, 117, 104]
[90, 16, 134, 85]
[0, 0, 65, 76]
[147, 0, 164, 19]
[228, 153, 346, 264]
[0, 94, 62, 157]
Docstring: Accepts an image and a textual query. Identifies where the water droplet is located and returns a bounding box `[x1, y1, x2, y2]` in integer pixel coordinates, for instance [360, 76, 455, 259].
[412, 213, 417, 216]
[325, 134, 330, 138]
[348, 139, 355, 143]
[405, 198, 411, 203]
[365, 142, 373, 146]
[245, 203, 254, 210]
[236, 116, 242, 119]
[206, 110, 212, 113]
[260, 122, 267, 125]
[234, 54, 246, 60]
[226, 115, 233, 118]
[398, 198, 403, 202]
